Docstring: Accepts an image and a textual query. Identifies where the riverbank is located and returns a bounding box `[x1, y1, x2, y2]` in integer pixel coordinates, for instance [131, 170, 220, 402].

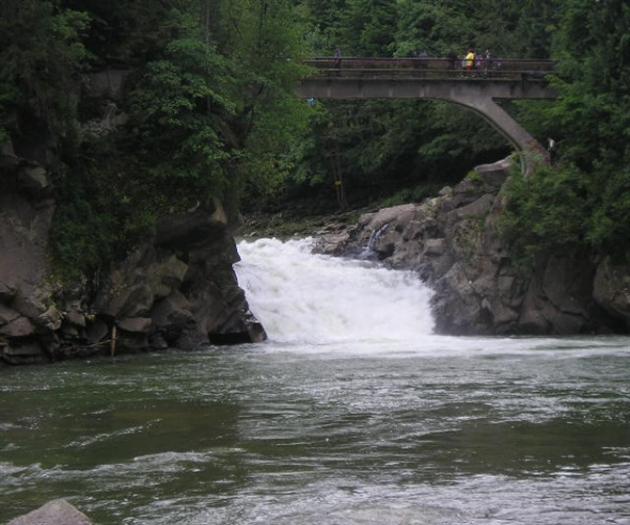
[255, 157, 630, 336]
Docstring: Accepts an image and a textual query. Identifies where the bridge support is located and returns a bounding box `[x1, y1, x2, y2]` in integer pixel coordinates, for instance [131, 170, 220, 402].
[297, 77, 555, 174]
[447, 93, 550, 172]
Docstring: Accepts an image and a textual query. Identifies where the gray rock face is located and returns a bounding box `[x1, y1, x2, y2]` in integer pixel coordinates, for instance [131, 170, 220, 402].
[593, 255, 630, 329]
[316, 157, 625, 335]
[1, 140, 265, 365]
[8, 499, 92, 525]
[93, 203, 266, 353]
[0, 148, 58, 363]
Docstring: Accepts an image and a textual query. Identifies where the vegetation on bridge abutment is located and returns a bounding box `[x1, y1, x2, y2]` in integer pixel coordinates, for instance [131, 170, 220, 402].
[0, 0, 628, 280]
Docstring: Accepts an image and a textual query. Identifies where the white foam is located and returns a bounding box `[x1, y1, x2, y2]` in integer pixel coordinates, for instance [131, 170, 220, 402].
[236, 237, 434, 344]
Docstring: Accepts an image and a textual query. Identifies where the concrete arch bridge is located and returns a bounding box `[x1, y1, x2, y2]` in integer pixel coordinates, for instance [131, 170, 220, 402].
[297, 57, 557, 169]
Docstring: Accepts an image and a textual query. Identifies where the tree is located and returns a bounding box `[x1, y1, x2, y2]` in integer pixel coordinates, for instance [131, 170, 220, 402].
[0, 0, 89, 146]
[503, 0, 630, 258]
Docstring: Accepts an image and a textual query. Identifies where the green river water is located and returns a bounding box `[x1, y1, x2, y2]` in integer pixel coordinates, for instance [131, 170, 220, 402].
[2, 338, 630, 524]
[1, 239, 630, 524]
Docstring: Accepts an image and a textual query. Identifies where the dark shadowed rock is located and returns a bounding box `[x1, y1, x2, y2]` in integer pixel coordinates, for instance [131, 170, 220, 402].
[0, 140, 20, 170]
[17, 165, 50, 195]
[90, 204, 266, 354]
[1, 342, 46, 365]
[84, 69, 130, 100]
[0, 280, 16, 301]
[156, 202, 228, 249]
[86, 319, 109, 344]
[0, 304, 20, 326]
[8, 499, 92, 525]
[593, 255, 630, 329]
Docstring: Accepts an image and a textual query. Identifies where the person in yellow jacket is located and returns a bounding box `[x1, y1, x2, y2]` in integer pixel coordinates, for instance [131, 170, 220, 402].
[465, 48, 476, 72]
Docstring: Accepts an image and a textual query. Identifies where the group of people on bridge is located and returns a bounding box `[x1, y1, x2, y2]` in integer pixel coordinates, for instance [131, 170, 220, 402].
[461, 48, 494, 73]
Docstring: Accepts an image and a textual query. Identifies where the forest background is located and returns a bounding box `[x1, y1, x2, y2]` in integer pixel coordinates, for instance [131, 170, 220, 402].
[0, 0, 628, 280]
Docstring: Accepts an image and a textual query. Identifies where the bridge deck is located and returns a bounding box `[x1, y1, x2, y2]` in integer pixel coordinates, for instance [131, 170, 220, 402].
[304, 57, 554, 82]
[299, 57, 556, 170]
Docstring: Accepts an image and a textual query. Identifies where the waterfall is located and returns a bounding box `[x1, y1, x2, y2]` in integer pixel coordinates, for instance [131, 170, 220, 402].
[235, 238, 434, 344]
[360, 223, 390, 259]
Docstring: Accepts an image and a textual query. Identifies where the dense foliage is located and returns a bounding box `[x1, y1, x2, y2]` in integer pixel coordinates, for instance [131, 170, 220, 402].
[502, 0, 630, 261]
[1, 0, 628, 276]
[1, 0, 311, 278]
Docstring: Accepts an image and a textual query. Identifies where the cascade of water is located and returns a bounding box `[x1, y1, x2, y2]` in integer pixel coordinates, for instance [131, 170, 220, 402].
[235, 238, 434, 344]
[360, 223, 390, 259]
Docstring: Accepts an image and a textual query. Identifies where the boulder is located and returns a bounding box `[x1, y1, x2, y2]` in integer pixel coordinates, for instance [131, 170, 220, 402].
[66, 310, 87, 328]
[315, 230, 351, 256]
[450, 193, 495, 220]
[12, 291, 49, 321]
[94, 252, 155, 318]
[152, 291, 194, 328]
[8, 499, 92, 525]
[37, 305, 63, 331]
[593, 256, 630, 328]
[118, 317, 152, 334]
[86, 318, 109, 345]
[0, 304, 20, 326]
[473, 156, 513, 189]
[93, 204, 266, 352]
[1, 342, 45, 365]
[364, 204, 416, 232]
[148, 255, 189, 299]
[423, 238, 447, 257]
[94, 248, 189, 318]
[17, 165, 50, 195]
[0, 316, 36, 338]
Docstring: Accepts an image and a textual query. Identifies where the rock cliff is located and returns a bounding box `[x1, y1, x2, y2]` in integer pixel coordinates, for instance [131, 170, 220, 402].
[0, 146, 265, 366]
[316, 157, 629, 335]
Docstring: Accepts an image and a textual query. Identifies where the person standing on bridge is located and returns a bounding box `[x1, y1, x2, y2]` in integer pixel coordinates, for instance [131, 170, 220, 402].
[334, 47, 342, 68]
[465, 48, 476, 73]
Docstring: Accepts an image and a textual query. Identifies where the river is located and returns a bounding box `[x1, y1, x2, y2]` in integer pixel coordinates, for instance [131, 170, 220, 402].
[1, 238, 629, 524]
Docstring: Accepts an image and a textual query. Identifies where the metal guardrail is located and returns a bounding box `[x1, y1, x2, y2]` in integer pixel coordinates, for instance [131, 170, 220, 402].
[304, 57, 555, 81]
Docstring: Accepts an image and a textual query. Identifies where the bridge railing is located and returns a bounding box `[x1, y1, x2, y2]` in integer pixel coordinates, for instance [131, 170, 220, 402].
[304, 57, 555, 81]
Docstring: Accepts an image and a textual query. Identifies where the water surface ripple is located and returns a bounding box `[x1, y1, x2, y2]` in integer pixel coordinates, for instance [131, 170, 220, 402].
[1, 238, 629, 524]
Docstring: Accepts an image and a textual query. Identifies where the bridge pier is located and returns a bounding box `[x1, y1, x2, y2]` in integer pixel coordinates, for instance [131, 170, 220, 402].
[447, 92, 550, 172]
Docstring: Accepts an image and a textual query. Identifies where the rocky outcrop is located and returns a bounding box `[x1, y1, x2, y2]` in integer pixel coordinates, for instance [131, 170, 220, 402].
[0, 143, 57, 364]
[316, 157, 626, 335]
[593, 254, 630, 330]
[1, 142, 265, 366]
[8, 499, 92, 525]
[92, 201, 266, 352]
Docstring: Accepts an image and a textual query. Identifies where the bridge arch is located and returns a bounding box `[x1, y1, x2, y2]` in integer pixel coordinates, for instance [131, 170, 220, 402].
[297, 58, 556, 171]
